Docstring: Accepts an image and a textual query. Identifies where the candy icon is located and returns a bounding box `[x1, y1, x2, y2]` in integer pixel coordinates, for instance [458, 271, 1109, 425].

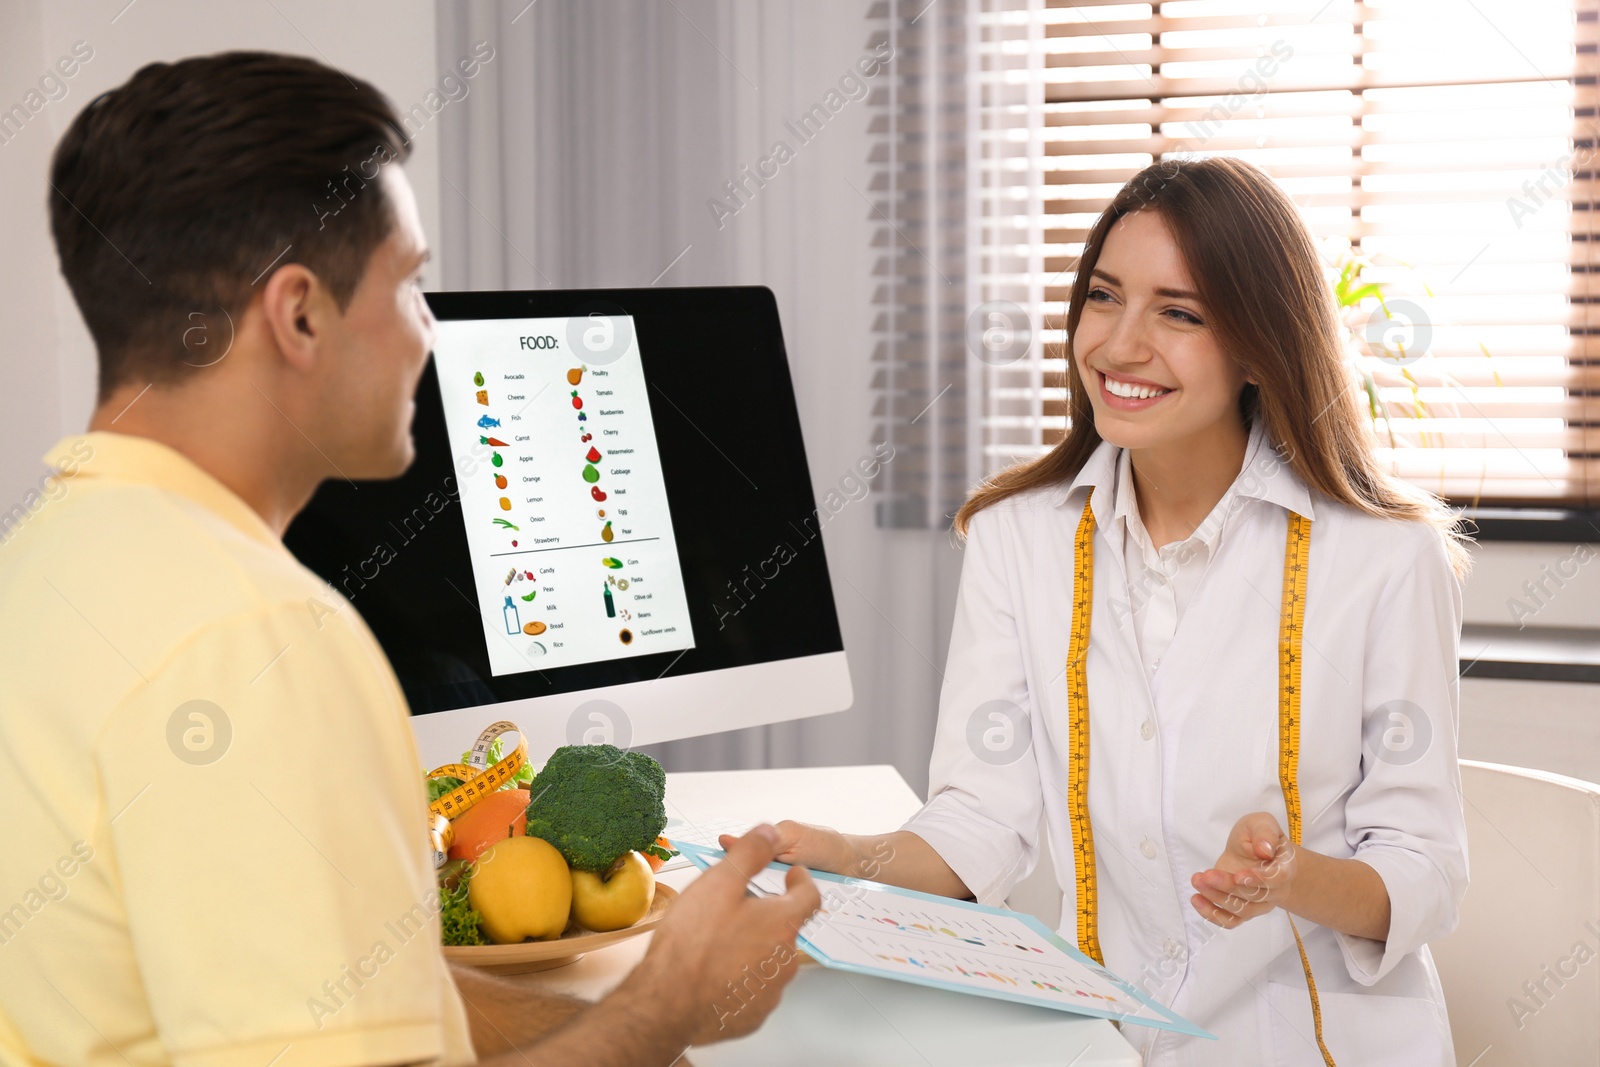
[582, 464, 600, 484]
[585, 446, 602, 463]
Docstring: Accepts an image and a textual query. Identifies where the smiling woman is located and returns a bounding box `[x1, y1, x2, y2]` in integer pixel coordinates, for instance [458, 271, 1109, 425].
[775, 155, 1472, 1067]
[954, 156, 1470, 577]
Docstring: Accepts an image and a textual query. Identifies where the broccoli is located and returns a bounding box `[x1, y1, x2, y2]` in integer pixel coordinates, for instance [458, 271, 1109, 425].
[525, 744, 668, 872]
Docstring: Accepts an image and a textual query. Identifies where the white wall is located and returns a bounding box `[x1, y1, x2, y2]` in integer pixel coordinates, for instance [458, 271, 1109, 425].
[0, 0, 441, 509]
[1462, 541, 1598, 631]
[0, 2, 67, 517]
[1457, 541, 1600, 782]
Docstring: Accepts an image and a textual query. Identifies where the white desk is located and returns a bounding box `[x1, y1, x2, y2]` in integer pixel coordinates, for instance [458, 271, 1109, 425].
[505, 765, 1142, 1066]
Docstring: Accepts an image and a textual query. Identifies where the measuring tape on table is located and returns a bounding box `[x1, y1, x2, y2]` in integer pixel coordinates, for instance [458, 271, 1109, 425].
[1065, 498, 1335, 1066]
[423, 720, 527, 867]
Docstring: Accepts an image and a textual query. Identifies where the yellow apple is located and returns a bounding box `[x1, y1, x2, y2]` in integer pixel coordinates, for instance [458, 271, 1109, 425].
[569, 851, 656, 932]
[468, 836, 572, 943]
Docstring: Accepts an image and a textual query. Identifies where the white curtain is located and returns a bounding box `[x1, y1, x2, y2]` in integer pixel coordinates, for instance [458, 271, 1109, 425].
[435, 0, 964, 792]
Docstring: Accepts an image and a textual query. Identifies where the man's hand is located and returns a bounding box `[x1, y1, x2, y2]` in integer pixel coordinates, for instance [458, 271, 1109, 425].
[465, 825, 819, 1067]
[629, 823, 821, 1046]
[1189, 811, 1296, 929]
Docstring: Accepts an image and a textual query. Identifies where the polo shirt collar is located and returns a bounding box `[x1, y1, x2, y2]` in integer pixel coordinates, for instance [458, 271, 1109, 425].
[43, 432, 281, 547]
[1054, 417, 1317, 523]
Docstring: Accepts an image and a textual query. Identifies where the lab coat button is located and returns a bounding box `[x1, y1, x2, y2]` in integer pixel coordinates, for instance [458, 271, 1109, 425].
[1139, 837, 1157, 859]
[1140, 719, 1155, 741]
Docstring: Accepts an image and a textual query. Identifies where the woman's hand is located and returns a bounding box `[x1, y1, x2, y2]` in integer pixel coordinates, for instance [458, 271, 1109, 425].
[720, 820, 861, 878]
[719, 824, 973, 900]
[1189, 811, 1297, 928]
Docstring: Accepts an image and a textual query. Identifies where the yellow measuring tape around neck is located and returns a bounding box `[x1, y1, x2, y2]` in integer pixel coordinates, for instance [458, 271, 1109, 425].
[423, 720, 528, 866]
[1066, 497, 1335, 1066]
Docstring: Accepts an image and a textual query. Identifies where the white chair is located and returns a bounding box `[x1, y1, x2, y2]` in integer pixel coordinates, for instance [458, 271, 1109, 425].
[1432, 760, 1600, 1066]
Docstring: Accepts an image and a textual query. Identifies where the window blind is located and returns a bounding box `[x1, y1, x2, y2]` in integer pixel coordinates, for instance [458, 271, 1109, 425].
[968, 0, 1598, 509]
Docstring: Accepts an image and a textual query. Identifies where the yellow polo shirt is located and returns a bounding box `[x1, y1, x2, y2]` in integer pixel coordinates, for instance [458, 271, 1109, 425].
[0, 433, 474, 1067]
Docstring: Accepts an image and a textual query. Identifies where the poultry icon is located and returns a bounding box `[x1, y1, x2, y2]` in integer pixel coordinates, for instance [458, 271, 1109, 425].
[477, 414, 502, 429]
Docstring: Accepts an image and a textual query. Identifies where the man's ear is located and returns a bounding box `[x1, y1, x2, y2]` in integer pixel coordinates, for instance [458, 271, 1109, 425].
[258, 263, 326, 373]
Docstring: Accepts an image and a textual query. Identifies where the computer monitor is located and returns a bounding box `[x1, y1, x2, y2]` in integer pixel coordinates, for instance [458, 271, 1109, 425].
[283, 286, 852, 770]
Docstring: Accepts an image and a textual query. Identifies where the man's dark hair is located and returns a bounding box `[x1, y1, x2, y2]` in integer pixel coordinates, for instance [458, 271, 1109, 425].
[49, 51, 411, 400]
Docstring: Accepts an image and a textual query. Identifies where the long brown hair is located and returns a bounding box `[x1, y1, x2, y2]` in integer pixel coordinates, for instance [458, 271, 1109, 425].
[954, 156, 1471, 577]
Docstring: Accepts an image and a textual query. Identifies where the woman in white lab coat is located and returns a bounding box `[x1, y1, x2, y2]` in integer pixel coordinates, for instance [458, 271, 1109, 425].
[770, 156, 1470, 1066]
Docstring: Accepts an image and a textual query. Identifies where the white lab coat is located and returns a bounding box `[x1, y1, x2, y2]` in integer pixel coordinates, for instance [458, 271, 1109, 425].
[903, 422, 1468, 1066]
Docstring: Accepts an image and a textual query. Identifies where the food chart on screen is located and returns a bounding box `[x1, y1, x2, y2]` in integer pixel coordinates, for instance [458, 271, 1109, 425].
[431, 316, 696, 676]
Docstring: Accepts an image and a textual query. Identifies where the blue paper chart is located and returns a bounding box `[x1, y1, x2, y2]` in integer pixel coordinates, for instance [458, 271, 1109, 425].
[670, 839, 1211, 1039]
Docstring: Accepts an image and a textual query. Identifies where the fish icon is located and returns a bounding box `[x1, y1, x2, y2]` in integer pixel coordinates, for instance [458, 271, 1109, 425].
[477, 414, 501, 429]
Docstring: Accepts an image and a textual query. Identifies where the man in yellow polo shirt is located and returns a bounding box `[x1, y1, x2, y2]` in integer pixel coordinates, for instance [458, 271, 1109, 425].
[0, 51, 818, 1067]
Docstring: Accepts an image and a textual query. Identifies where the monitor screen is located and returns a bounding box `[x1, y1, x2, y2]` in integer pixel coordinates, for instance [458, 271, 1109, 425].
[283, 286, 852, 766]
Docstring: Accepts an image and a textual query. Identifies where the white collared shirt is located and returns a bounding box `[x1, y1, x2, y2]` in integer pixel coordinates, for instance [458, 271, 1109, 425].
[1112, 427, 1259, 678]
[903, 422, 1467, 1066]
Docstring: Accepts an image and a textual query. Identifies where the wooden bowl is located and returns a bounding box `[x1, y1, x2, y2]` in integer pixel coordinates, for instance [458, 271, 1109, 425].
[443, 884, 677, 975]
